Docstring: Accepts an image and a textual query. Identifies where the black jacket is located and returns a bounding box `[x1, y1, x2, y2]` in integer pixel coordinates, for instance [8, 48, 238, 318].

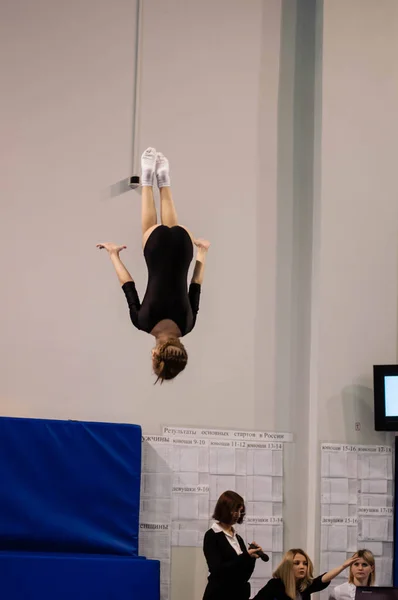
[253, 575, 330, 600]
[202, 528, 256, 600]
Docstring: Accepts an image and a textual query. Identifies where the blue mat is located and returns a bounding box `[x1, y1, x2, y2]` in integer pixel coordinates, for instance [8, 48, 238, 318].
[0, 416, 142, 555]
[0, 552, 160, 600]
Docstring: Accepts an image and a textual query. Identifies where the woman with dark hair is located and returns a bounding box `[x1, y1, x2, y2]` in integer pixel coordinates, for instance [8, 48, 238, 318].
[97, 147, 210, 383]
[202, 490, 262, 600]
[253, 548, 356, 600]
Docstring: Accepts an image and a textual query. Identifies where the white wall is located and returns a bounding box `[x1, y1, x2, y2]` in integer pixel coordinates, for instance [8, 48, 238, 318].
[1, 0, 398, 598]
[0, 0, 281, 433]
[318, 0, 398, 442]
[306, 0, 398, 557]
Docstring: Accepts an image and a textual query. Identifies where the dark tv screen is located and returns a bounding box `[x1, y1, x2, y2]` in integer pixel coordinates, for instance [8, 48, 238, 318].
[374, 364, 398, 431]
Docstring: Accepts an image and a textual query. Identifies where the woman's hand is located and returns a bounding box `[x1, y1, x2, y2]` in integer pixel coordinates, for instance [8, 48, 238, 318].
[248, 542, 263, 559]
[194, 238, 211, 252]
[342, 556, 358, 569]
[321, 555, 358, 583]
[96, 242, 127, 255]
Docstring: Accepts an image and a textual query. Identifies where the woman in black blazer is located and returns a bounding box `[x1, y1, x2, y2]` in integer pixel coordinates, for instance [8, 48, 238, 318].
[253, 548, 356, 600]
[202, 490, 262, 600]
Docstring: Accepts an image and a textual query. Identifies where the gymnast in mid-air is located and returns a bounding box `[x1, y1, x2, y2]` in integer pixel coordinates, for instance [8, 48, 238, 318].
[97, 148, 210, 382]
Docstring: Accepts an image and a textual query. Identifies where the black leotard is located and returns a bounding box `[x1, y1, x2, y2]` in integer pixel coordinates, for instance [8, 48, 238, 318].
[122, 225, 201, 336]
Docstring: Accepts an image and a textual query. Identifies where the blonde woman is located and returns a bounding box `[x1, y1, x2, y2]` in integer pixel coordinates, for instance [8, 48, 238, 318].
[329, 550, 376, 600]
[253, 548, 357, 600]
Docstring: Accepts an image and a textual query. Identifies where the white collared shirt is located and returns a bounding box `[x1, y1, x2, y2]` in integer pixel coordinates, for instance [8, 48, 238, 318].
[212, 521, 243, 555]
[329, 582, 356, 600]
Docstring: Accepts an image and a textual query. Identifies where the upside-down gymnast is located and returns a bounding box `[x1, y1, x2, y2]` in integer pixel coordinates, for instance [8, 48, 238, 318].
[97, 147, 210, 383]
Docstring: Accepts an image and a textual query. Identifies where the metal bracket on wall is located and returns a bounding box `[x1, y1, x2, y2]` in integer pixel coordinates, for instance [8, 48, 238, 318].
[105, 0, 142, 198]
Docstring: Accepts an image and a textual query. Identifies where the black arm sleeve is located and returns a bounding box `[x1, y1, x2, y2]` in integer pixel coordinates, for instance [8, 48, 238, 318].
[122, 281, 141, 329]
[306, 575, 331, 594]
[203, 530, 255, 581]
[188, 283, 201, 329]
[252, 578, 283, 600]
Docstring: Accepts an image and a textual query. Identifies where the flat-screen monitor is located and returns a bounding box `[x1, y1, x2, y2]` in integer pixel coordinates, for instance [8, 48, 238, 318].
[374, 365, 398, 431]
[356, 588, 398, 600]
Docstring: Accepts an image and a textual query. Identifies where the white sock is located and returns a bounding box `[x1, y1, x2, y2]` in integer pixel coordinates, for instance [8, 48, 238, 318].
[141, 147, 157, 186]
[156, 152, 171, 188]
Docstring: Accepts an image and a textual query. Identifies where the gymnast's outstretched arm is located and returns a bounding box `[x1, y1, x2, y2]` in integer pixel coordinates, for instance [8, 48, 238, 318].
[191, 239, 210, 285]
[96, 242, 133, 286]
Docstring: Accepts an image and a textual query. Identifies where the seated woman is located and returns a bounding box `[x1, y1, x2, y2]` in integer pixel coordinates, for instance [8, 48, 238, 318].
[253, 548, 356, 600]
[97, 147, 210, 382]
[202, 490, 263, 600]
[329, 550, 376, 600]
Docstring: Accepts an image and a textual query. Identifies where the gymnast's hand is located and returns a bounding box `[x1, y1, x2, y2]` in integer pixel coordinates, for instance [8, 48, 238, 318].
[191, 239, 210, 285]
[194, 239, 211, 251]
[96, 242, 127, 255]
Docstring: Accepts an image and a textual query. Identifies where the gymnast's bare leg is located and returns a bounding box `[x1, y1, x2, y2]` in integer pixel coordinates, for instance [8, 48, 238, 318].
[141, 147, 161, 248]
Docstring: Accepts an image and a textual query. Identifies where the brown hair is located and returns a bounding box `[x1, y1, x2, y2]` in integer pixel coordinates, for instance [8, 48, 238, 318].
[273, 549, 314, 600]
[152, 339, 188, 383]
[349, 549, 376, 586]
[212, 491, 246, 525]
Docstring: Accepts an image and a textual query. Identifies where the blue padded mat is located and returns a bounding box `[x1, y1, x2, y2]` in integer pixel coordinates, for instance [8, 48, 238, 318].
[0, 416, 141, 555]
[0, 552, 160, 600]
